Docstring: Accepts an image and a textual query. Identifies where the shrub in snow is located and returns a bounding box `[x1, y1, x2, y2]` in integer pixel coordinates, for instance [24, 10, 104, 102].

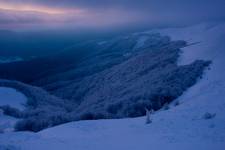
[15, 117, 48, 132]
[122, 101, 151, 117]
[107, 102, 123, 115]
[79, 112, 106, 120]
[174, 101, 180, 106]
[203, 112, 216, 120]
[79, 112, 96, 120]
[0, 105, 24, 118]
[15, 111, 71, 132]
[0, 145, 21, 150]
[163, 103, 170, 110]
[0, 108, 3, 116]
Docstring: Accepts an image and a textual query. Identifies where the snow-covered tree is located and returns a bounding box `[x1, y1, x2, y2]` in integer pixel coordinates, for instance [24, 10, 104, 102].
[145, 108, 152, 124]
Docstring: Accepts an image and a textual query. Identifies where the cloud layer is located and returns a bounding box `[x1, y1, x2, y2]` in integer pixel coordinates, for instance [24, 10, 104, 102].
[0, 0, 225, 30]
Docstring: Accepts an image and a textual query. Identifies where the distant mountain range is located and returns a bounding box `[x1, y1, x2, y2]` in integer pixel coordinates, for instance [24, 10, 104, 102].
[0, 32, 210, 131]
[0, 29, 134, 58]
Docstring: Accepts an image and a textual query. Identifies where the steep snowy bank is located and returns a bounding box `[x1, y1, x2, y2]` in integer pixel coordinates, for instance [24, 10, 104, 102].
[157, 22, 225, 106]
[0, 22, 225, 150]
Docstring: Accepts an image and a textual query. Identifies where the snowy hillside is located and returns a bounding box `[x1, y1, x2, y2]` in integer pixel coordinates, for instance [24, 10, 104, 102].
[0, 87, 26, 133]
[157, 23, 225, 107]
[0, 87, 26, 110]
[0, 29, 210, 132]
[0, 22, 225, 150]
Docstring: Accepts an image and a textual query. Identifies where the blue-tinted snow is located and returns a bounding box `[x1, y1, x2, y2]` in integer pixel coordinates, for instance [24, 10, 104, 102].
[1, 22, 225, 150]
[0, 87, 26, 110]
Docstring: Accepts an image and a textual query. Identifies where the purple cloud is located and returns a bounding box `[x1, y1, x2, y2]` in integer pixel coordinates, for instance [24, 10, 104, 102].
[0, 0, 224, 30]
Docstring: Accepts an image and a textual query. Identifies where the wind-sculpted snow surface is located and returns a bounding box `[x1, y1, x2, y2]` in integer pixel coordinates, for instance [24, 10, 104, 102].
[0, 33, 210, 132]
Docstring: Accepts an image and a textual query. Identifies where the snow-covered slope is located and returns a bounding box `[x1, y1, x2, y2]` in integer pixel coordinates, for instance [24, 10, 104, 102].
[0, 87, 27, 133]
[0, 87, 26, 110]
[1, 22, 225, 150]
[157, 22, 225, 109]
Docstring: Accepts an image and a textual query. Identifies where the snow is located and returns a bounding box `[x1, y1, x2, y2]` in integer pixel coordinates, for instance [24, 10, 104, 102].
[1, 22, 225, 150]
[0, 87, 26, 110]
[0, 87, 26, 133]
[0, 115, 18, 133]
[156, 23, 225, 66]
[133, 35, 149, 50]
[156, 22, 225, 106]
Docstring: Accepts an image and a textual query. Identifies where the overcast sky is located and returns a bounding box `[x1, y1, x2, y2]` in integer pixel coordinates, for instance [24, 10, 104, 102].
[0, 0, 225, 31]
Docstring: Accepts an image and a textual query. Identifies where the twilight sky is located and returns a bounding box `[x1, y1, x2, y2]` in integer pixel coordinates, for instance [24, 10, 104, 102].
[0, 0, 225, 31]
